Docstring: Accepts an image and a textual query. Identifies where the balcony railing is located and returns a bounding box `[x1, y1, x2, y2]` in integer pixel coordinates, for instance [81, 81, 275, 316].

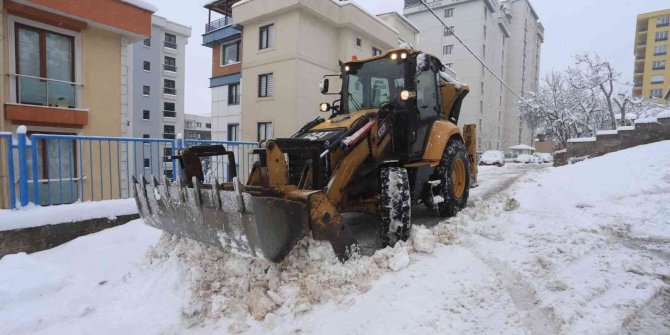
[635, 68, 644, 73]
[636, 55, 646, 60]
[657, 22, 669, 28]
[164, 64, 177, 72]
[655, 37, 668, 42]
[163, 110, 176, 118]
[639, 27, 648, 32]
[205, 16, 232, 33]
[164, 41, 177, 49]
[637, 41, 647, 46]
[10, 73, 82, 108]
[163, 87, 176, 95]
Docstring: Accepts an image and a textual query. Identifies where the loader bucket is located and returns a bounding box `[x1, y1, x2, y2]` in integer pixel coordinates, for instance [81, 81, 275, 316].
[132, 175, 310, 262]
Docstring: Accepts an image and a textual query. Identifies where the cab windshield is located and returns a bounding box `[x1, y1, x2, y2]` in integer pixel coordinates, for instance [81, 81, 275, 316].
[344, 58, 407, 113]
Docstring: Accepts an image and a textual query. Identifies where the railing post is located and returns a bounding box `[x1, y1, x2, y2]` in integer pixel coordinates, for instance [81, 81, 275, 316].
[6, 135, 16, 209]
[17, 125, 29, 207]
[174, 133, 184, 179]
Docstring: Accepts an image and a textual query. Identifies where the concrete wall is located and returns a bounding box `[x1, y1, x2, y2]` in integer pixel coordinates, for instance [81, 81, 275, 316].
[565, 118, 670, 161]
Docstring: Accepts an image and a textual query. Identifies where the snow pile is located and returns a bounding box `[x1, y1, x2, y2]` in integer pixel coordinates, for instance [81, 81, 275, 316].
[0, 199, 137, 231]
[145, 223, 455, 332]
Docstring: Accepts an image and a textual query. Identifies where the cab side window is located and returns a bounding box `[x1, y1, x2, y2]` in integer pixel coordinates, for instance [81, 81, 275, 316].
[416, 69, 438, 118]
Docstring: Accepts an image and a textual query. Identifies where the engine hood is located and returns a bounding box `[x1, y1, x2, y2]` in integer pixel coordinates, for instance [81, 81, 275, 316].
[310, 109, 378, 132]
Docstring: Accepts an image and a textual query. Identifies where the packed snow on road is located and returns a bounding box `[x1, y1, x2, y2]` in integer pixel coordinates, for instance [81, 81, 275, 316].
[1, 141, 669, 335]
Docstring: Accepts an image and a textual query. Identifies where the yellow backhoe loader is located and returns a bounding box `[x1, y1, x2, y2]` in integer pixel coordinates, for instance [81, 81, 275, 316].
[133, 48, 477, 262]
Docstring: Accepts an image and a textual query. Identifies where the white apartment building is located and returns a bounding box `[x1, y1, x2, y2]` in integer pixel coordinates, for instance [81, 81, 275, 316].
[231, 0, 404, 141]
[404, 0, 543, 150]
[184, 114, 213, 140]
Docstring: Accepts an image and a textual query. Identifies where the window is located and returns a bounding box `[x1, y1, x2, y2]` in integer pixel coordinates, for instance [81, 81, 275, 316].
[257, 122, 273, 142]
[143, 85, 150, 96]
[259, 24, 275, 49]
[228, 83, 240, 105]
[227, 124, 239, 141]
[196, 122, 202, 128]
[143, 38, 151, 47]
[654, 46, 667, 55]
[164, 33, 177, 49]
[15, 24, 76, 108]
[372, 47, 382, 56]
[652, 60, 666, 70]
[163, 102, 176, 118]
[206, 123, 211, 129]
[143, 158, 151, 168]
[258, 73, 273, 97]
[443, 44, 454, 54]
[657, 16, 670, 27]
[164, 79, 176, 95]
[142, 110, 150, 120]
[356, 37, 362, 47]
[222, 41, 240, 65]
[164, 56, 176, 72]
[142, 134, 150, 139]
[655, 31, 668, 41]
[143, 61, 150, 71]
[444, 26, 454, 36]
[444, 8, 454, 18]
[651, 74, 664, 84]
[650, 88, 664, 98]
[163, 125, 175, 139]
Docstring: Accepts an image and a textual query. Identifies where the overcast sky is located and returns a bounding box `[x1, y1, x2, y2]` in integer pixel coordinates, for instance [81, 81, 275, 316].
[144, 0, 670, 116]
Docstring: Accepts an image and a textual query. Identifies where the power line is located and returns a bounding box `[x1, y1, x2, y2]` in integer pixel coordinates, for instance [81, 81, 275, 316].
[418, 0, 527, 102]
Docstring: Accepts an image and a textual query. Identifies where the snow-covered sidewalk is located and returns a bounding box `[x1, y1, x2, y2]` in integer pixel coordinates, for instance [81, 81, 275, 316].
[1, 142, 669, 334]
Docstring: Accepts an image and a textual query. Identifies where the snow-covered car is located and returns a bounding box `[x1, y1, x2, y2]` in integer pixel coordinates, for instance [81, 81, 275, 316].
[533, 153, 553, 164]
[479, 150, 506, 167]
[514, 154, 540, 164]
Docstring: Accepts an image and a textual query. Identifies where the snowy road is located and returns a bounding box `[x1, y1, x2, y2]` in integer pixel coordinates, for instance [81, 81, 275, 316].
[1, 143, 669, 335]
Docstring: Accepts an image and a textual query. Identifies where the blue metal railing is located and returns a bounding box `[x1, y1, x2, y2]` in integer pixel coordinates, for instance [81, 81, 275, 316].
[1, 127, 258, 209]
[1, 133, 15, 209]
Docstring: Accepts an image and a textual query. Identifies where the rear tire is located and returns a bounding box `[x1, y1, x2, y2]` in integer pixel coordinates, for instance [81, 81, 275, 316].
[433, 139, 471, 217]
[380, 167, 411, 246]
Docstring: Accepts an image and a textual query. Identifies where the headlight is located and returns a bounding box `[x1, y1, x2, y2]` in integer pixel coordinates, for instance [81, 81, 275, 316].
[400, 90, 415, 101]
[400, 52, 407, 59]
[344, 65, 350, 72]
[320, 103, 331, 112]
[390, 53, 398, 60]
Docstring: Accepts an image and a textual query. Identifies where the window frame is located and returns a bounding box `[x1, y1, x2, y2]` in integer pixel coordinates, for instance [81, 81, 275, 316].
[444, 8, 454, 18]
[143, 60, 150, 72]
[142, 109, 150, 120]
[258, 73, 274, 98]
[143, 38, 151, 47]
[164, 79, 176, 95]
[143, 85, 150, 96]
[443, 44, 454, 55]
[257, 122, 273, 142]
[259, 23, 275, 50]
[221, 40, 241, 66]
[227, 123, 239, 141]
[228, 83, 240, 105]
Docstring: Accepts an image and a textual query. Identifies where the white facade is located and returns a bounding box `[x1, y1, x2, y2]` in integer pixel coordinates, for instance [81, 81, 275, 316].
[232, 0, 404, 141]
[184, 113, 213, 140]
[404, 0, 543, 150]
[211, 84, 241, 141]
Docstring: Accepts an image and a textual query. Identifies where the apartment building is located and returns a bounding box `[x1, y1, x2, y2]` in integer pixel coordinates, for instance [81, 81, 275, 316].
[231, 0, 400, 141]
[634, 9, 670, 103]
[404, 0, 543, 150]
[0, 0, 153, 207]
[131, 15, 191, 141]
[203, 0, 242, 142]
[184, 113, 212, 140]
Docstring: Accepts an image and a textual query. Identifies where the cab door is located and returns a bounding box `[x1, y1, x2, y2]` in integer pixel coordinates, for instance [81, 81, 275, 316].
[411, 66, 440, 157]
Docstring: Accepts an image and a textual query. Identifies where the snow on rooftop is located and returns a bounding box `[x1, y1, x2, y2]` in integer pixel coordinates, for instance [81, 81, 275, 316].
[0, 199, 137, 231]
[596, 130, 618, 136]
[509, 144, 535, 151]
[617, 126, 635, 131]
[120, 0, 158, 12]
[634, 117, 659, 124]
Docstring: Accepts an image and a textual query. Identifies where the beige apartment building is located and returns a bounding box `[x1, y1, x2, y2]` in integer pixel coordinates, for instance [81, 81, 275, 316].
[0, 0, 154, 208]
[634, 9, 670, 103]
[231, 0, 406, 141]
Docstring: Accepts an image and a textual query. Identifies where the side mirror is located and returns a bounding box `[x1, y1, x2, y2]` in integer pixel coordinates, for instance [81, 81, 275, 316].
[319, 102, 331, 113]
[320, 78, 329, 94]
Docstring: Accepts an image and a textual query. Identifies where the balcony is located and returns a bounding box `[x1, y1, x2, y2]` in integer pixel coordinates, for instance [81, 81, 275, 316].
[634, 82, 643, 87]
[163, 64, 177, 72]
[634, 68, 644, 73]
[163, 110, 176, 118]
[163, 87, 176, 95]
[638, 27, 648, 32]
[637, 40, 647, 47]
[205, 16, 232, 33]
[635, 55, 646, 61]
[12, 73, 80, 108]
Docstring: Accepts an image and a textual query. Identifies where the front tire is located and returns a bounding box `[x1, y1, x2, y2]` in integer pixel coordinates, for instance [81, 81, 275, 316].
[380, 167, 411, 246]
[434, 139, 471, 217]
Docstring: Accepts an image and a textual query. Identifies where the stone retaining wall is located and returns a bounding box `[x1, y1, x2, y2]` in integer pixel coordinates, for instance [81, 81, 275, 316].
[563, 117, 670, 163]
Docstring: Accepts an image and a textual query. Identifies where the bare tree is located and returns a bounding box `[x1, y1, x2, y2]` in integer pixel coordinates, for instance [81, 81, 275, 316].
[568, 53, 620, 129]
